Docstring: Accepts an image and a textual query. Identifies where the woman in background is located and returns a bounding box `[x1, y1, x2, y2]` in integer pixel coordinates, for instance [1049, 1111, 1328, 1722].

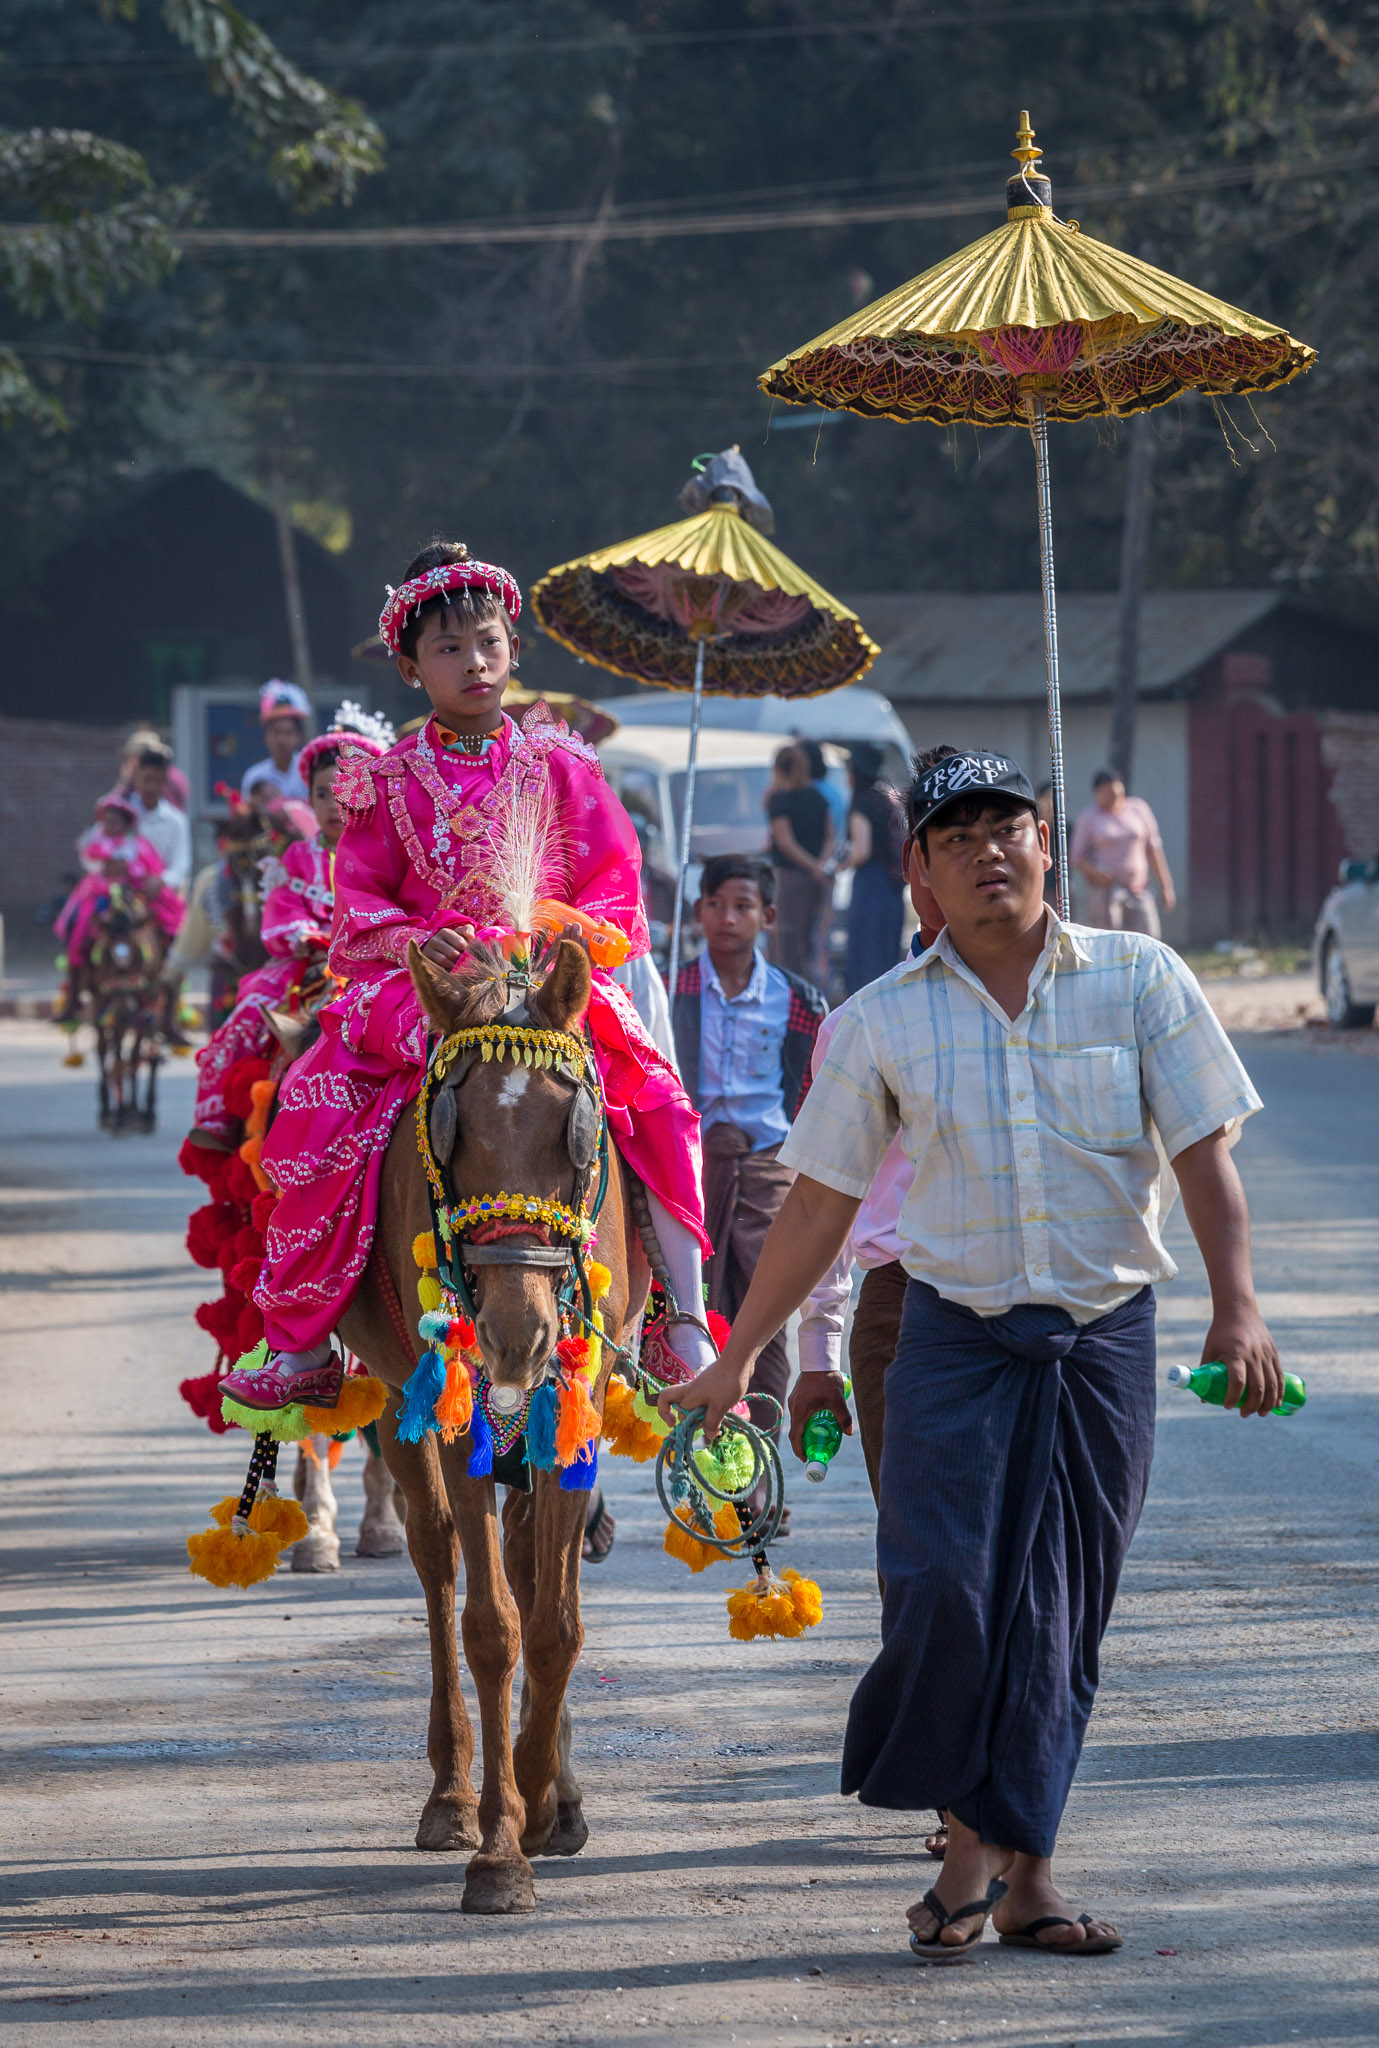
[765, 743, 833, 982]
[840, 741, 905, 994]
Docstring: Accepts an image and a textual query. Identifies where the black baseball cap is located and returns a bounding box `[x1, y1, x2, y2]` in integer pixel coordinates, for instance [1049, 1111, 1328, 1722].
[907, 750, 1038, 836]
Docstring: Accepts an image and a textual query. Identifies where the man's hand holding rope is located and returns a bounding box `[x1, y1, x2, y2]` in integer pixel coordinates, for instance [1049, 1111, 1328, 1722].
[655, 1175, 861, 1444]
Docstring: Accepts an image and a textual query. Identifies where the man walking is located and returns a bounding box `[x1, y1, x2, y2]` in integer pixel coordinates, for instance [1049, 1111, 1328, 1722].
[663, 748, 1282, 1960]
[1070, 767, 1175, 934]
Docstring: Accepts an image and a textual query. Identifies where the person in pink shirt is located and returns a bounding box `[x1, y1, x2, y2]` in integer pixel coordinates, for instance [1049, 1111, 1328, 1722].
[1069, 769, 1176, 936]
[220, 541, 713, 1415]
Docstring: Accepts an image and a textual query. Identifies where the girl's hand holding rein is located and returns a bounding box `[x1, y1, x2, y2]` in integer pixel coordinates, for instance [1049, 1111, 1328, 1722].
[421, 922, 475, 971]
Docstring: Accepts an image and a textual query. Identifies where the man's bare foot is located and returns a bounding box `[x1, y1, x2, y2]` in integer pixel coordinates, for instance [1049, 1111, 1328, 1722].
[906, 1811, 1012, 1952]
[924, 1809, 949, 1859]
[991, 1853, 1122, 1953]
[581, 1488, 615, 1564]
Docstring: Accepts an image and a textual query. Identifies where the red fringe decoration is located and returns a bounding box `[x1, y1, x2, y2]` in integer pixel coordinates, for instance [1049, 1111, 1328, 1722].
[223, 1056, 271, 1123]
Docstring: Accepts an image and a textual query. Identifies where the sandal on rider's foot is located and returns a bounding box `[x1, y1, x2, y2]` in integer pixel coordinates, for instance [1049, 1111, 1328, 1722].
[581, 1487, 615, 1564]
[908, 1877, 1007, 1964]
[998, 1912, 1123, 1956]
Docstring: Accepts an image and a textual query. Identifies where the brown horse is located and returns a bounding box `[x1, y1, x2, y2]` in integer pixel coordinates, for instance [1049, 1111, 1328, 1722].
[338, 936, 649, 1913]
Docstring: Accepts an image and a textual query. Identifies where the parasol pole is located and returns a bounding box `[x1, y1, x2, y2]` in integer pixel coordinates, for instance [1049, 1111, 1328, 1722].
[666, 633, 707, 993]
[1025, 392, 1071, 920]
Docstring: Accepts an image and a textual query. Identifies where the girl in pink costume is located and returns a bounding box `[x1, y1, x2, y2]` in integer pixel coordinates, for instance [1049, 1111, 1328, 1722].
[57, 791, 185, 958]
[188, 706, 394, 1146]
[222, 542, 713, 1412]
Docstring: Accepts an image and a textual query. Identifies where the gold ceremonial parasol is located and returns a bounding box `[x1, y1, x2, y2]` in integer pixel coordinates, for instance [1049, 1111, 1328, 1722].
[760, 114, 1316, 912]
[531, 448, 879, 983]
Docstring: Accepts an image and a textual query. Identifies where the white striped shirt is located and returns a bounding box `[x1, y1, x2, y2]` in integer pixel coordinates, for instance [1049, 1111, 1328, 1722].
[778, 913, 1261, 1324]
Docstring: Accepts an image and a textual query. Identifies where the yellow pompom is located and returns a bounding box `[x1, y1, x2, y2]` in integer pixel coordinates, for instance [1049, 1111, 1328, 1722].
[301, 1375, 388, 1435]
[412, 1230, 438, 1271]
[186, 1524, 284, 1588]
[664, 1507, 718, 1574]
[586, 1260, 612, 1305]
[249, 1495, 310, 1544]
[170, 1041, 193, 1059]
[62, 1050, 85, 1068]
[417, 1274, 443, 1314]
[785, 1568, 824, 1629]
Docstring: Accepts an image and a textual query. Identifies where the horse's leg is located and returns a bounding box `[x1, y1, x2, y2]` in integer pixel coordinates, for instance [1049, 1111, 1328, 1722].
[290, 1434, 341, 1572]
[507, 1480, 587, 1858]
[373, 1405, 481, 1852]
[441, 1451, 534, 1913]
[356, 1431, 407, 1556]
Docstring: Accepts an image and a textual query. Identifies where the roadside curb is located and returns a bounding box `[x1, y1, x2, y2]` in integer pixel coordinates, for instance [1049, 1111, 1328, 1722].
[0, 995, 208, 1028]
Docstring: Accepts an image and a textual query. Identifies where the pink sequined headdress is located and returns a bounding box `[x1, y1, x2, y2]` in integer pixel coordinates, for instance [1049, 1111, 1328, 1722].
[378, 558, 522, 657]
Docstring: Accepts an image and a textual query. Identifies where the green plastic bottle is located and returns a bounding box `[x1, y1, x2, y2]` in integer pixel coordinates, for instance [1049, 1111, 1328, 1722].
[1166, 1361, 1306, 1417]
[801, 1378, 852, 1482]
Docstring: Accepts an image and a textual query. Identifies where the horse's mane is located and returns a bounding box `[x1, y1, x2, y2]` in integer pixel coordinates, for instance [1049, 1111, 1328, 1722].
[447, 932, 592, 1028]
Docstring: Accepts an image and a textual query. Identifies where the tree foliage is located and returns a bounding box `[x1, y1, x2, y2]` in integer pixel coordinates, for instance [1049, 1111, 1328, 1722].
[3, 0, 1379, 653]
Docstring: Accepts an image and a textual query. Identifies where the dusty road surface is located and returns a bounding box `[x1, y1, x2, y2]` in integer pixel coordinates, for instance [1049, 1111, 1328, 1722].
[2, 1014, 1377, 2047]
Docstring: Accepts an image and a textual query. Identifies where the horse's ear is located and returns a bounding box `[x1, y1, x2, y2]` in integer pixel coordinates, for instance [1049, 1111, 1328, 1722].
[259, 1004, 314, 1065]
[408, 941, 469, 1034]
[529, 937, 591, 1034]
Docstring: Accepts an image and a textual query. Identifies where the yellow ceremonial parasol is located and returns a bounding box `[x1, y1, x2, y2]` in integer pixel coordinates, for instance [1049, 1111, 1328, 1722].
[531, 448, 878, 984]
[760, 114, 1316, 913]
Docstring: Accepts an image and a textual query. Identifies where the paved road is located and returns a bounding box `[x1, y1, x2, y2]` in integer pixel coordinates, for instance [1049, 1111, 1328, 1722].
[1, 1017, 1376, 2047]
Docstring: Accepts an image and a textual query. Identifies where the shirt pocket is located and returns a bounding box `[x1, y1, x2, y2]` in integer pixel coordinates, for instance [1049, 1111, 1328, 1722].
[740, 1021, 781, 1088]
[1040, 1043, 1143, 1151]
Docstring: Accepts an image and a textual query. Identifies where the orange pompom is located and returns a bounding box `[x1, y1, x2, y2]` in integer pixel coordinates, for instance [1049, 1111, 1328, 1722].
[411, 1230, 438, 1271]
[237, 1133, 273, 1194]
[245, 1076, 278, 1140]
[435, 1357, 475, 1445]
[555, 1372, 601, 1466]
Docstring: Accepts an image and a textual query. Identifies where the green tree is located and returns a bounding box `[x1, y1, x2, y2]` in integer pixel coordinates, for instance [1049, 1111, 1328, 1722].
[0, 0, 382, 427]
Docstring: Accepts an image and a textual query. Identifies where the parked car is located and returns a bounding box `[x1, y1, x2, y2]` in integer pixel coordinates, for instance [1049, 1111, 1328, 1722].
[1313, 854, 1379, 1027]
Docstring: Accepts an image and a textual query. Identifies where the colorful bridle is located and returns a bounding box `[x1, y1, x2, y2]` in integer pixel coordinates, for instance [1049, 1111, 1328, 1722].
[416, 1010, 608, 1327]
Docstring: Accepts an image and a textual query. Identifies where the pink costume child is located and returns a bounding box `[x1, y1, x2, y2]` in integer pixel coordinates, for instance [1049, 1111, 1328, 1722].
[222, 553, 712, 1412]
[57, 792, 184, 959]
[188, 710, 392, 1144]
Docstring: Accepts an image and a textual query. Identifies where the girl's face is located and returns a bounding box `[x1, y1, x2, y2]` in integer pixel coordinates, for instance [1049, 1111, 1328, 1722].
[99, 807, 131, 838]
[310, 764, 343, 841]
[397, 604, 514, 732]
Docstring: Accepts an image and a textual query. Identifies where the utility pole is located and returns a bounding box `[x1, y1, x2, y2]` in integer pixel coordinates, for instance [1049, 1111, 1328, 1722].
[1109, 411, 1157, 786]
[269, 445, 314, 693]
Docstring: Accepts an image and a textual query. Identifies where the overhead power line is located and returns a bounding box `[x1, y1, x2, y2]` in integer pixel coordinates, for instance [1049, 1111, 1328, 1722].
[0, 3, 1196, 82]
[160, 146, 1379, 253]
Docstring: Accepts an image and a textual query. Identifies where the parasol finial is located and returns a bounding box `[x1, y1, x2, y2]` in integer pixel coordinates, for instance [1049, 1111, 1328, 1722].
[1006, 109, 1051, 218]
[1011, 111, 1040, 170]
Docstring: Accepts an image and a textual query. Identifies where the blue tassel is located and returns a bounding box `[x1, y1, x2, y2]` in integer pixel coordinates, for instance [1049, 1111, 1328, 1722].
[395, 1347, 446, 1444]
[418, 1309, 451, 1344]
[559, 1443, 597, 1492]
[466, 1401, 494, 1477]
[524, 1382, 558, 1472]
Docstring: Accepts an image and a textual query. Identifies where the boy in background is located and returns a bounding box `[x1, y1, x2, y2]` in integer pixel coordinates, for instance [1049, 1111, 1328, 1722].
[673, 854, 827, 1468]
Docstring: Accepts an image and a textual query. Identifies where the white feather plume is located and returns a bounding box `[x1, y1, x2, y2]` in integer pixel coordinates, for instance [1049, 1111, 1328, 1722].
[485, 772, 563, 932]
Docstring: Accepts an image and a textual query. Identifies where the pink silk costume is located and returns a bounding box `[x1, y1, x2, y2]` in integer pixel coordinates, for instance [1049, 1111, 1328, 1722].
[191, 836, 335, 1140]
[255, 706, 707, 1352]
[56, 833, 183, 955]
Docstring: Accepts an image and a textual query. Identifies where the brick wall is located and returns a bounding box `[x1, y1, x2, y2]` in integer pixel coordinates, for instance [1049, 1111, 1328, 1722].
[0, 714, 133, 918]
[1320, 713, 1379, 859]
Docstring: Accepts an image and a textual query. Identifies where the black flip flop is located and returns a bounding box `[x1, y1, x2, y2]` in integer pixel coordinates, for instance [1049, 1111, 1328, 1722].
[908, 1877, 1007, 1964]
[998, 1912, 1123, 1956]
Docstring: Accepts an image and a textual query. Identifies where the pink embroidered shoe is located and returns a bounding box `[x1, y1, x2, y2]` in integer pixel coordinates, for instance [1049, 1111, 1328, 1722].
[220, 1350, 344, 1412]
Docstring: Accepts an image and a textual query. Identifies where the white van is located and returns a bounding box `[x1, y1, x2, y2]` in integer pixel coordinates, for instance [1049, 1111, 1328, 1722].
[597, 725, 851, 966]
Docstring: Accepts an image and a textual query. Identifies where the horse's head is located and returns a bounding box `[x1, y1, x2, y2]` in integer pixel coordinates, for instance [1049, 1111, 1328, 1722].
[90, 887, 155, 985]
[408, 936, 597, 1392]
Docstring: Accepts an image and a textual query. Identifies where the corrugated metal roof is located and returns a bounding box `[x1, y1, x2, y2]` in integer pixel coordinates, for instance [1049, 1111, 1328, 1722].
[845, 590, 1281, 704]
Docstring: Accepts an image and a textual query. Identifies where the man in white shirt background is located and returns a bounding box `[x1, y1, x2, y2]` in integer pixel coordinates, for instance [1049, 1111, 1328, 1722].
[130, 743, 191, 895]
[663, 746, 1283, 1964]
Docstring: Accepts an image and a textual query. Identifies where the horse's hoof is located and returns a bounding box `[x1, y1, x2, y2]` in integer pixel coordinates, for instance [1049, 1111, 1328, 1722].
[538, 1801, 589, 1858]
[416, 1798, 481, 1852]
[356, 1513, 406, 1557]
[461, 1854, 537, 1913]
[289, 1530, 340, 1572]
